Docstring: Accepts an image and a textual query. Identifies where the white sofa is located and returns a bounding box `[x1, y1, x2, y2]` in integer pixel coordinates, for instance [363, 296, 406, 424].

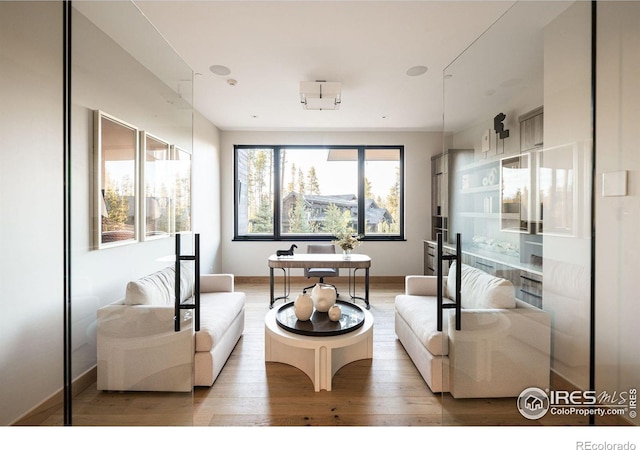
[97, 266, 245, 392]
[395, 262, 550, 398]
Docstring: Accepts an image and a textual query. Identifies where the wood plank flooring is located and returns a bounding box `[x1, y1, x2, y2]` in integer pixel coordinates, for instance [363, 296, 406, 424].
[32, 277, 627, 427]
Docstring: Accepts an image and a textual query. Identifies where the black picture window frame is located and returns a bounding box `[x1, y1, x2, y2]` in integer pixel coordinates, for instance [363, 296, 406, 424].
[233, 145, 405, 242]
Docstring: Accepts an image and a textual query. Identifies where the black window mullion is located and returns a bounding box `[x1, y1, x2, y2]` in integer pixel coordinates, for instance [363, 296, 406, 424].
[357, 147, 365, 236]
[273, 147, 282, 240]
[399, 147, 405, 238]
[233, 146, 239, 239]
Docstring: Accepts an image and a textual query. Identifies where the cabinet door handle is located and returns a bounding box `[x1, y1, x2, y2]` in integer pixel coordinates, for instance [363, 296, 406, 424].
[428, 253, 435, 257]
[520, 275, 542, 284]
[427, 267, 435, 271]
[477, 262, 494, 269]
[520, 289, 543, 299]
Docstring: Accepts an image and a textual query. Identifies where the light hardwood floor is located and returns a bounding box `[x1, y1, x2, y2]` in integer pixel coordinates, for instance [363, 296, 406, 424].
[32, 277, 626, 426]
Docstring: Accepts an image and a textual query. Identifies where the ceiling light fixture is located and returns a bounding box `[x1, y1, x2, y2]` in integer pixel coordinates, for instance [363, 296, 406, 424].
[406, 65, 428, 77]
[300, 80, 341, 110]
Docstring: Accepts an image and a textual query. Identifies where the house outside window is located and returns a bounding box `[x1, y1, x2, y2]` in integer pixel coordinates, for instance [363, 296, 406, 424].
[234, 145, 404, 241]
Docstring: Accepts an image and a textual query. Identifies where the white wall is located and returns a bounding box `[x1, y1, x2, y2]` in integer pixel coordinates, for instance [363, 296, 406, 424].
[219, 131, 442, 276]
[595, 0, 640, 426]
[0, 1, 64, 426]
[193, 112, 223, 273]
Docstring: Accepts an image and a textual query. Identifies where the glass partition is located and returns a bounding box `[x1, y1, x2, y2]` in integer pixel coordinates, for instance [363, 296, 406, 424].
[440, 1, 593, 425]
[71, 1, 194, 425]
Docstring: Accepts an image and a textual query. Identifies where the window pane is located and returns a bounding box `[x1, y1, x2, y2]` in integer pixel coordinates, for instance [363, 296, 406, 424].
[143, 133, 171, 239]
[173, 146, 191, 233]
[236, 147, 274, 236]
[280, 148, 358, 235]
[364, 148, 401, 235]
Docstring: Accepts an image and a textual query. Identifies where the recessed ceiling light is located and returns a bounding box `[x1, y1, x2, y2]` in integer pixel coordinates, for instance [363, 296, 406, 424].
[209, 65, 231, 76]
[406, 66, 428, 77]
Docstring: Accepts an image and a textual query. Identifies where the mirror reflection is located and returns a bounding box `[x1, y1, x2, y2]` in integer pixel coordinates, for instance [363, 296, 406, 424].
[439, 0, 594, 422]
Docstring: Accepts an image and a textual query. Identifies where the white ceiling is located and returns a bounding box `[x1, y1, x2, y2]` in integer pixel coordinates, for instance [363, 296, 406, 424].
[132, 0, 517, 132]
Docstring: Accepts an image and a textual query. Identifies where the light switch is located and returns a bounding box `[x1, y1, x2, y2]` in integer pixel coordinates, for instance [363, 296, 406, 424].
[602, 170, 628, 197]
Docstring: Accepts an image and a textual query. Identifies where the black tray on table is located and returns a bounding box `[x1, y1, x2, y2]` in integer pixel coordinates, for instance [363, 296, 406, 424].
[275, 300, 365, 336]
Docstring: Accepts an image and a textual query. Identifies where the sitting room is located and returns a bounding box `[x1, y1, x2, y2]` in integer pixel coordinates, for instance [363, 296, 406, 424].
[2, 0, 639, 446]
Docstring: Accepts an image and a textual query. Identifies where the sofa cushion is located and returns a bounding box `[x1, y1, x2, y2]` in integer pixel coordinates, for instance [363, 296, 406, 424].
[447, 262, 515, 309]
[124, 265, 194, 306]
[395, 294, 449, 356]
[195, 292, 245, 352]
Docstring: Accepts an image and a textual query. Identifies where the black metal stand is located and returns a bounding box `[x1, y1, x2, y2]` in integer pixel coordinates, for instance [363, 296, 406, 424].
[175, 233, 200, 332]
[437, 232, 461, 331]
[348, 267, 370, 310]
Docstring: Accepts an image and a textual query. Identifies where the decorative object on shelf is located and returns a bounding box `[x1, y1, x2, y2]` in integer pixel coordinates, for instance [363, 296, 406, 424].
[482, 128, 497, 157]
[494, 112, 510, 139]
[488, 167, 497, 185]
[276, 244, 298, 257]
[294, 293, 314, 321]
[328, 304, 342, 322]
[310, 283, 337, 312]
[471, 235, 519, 256]
[333, 229, 361, 259]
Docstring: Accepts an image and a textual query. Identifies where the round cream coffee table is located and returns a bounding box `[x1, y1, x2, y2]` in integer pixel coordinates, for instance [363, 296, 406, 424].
[264, 302, 374, 392]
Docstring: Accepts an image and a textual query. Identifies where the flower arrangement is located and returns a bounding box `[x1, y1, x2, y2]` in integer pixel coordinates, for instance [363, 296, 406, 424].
[333, 229, 362, 251]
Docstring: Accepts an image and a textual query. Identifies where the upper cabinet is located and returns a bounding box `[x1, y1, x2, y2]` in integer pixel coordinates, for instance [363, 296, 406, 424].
[519, 106, 544, 152]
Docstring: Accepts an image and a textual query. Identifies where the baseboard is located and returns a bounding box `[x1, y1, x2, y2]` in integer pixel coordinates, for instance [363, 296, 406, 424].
[12, 366, 97, 426]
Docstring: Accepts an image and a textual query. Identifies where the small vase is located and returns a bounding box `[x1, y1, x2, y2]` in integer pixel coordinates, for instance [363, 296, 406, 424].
[342, 249, 352, 259]
[294, 293, 313, 321]
[328, 304, 342, 322]
[310, 283, 337, 312]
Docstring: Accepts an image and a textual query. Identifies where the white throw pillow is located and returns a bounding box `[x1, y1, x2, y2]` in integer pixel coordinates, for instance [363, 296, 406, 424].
[447, 262, 516, 309]
[124, 265, 194, 306]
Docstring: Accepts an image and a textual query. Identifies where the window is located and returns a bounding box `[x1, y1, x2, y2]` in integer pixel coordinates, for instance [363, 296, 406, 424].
[234, 145, 404, 241]
[235, 147, 275, 236]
